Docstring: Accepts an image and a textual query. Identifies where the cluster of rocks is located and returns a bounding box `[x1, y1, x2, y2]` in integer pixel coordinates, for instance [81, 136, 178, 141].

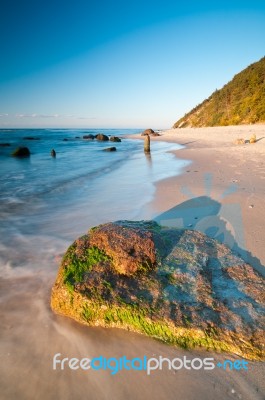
[6, 132, 123, 158]
[6, 128, 161, 159]
[83, 134, 122, 142]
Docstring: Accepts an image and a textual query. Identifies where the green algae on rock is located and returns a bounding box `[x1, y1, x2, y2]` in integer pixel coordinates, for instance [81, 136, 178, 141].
[51, 220, 265, 360]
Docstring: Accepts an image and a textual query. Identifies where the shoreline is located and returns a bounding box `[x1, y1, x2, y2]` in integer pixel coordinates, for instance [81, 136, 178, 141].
[133, 125, 265, 276]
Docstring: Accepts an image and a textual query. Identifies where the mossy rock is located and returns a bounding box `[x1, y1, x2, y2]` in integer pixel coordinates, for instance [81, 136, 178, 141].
[51, 220, 265, 360]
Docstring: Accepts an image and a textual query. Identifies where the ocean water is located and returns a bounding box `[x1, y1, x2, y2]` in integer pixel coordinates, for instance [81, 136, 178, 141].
[0, 129, 188, 260]
[1, 129, 264, 400]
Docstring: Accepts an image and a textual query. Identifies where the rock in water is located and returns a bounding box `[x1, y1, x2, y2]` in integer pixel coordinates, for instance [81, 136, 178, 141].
[109, 136, 121, 142]
[11, 147, 30, 157]
[103, 147, 116, 152]
[144, 134, 150, 153]
[96, 134, 109, 141]
[51, 149, 56, 157]
[83, 134, 95, 140]
[51, 220, 265, 360]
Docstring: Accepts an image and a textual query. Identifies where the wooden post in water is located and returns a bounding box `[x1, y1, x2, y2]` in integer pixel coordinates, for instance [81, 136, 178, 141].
[144, 134, 150, 153]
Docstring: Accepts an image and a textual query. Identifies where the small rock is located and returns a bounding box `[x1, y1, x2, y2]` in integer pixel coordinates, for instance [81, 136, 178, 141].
[109, 136, 121, 142]
[141, 128, 160, 137]
[11, 147, 30, 157]
[249, 205, 254, 208]
[83, 134, 95, 140]
[103, 147, 116, 152]
[51, 149, 56, 157]
[23, 137, 40, 140]
[0, 143, 11, 147]
[141, 128, 155, 136]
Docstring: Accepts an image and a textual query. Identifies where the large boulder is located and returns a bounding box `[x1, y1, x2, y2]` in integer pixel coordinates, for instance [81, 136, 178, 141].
[11, 147, 30, 157]
[96, 134, 109, 141]
[51, 220, 265, 360]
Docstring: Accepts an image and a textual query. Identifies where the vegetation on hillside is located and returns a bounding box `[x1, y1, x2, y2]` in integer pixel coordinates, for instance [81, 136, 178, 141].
[173, 56, 265, 128]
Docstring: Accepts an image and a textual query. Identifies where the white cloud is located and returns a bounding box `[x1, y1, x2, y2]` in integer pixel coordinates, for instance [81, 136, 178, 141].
[15, 113, 60, 119]
[13, 113, 96, 120]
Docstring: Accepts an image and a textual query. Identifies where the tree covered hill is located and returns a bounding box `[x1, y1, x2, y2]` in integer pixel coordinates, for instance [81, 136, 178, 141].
[173, 56, 265, 128]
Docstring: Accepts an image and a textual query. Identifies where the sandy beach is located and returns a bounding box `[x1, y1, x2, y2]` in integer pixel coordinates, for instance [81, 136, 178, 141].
[136, 125, 265, 278]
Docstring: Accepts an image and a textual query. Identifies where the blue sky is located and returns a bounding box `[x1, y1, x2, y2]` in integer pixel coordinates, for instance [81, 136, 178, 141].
[0, 1, 264, 129]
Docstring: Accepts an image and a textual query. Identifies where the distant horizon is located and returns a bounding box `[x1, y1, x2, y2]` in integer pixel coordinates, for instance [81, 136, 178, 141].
[0, 126, 162, 131]
[1, 1, 265, 128]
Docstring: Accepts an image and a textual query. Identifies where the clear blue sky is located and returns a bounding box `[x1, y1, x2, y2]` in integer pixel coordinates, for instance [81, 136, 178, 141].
[0, 0, 264, 129]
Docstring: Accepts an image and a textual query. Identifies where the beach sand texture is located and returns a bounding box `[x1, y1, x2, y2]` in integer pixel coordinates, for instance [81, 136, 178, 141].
[139, 124, 265, 278]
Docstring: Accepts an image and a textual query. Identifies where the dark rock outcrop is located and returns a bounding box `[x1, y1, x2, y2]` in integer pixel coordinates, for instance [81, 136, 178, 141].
[11, 147, 30, 157]
[109, 136, 121, 142]
[103, 147, 116, 152]
[83, 134, 95, 140]
[23, 137, 40, 140]
[51, 220, 265, 360]
[0, 143, 11, 147]
[96, 134, 109, 141]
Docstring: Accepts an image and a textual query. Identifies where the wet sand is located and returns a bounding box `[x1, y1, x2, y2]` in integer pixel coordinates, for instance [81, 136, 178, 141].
[1, 269, 264, 400]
